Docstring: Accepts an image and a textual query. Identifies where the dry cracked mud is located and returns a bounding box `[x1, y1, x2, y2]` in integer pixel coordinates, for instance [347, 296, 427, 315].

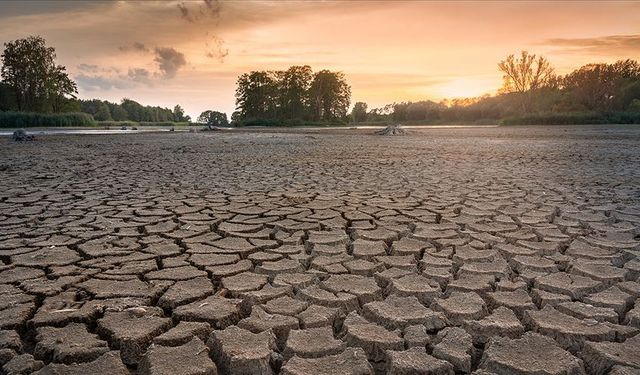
[0, 125, 639, 374]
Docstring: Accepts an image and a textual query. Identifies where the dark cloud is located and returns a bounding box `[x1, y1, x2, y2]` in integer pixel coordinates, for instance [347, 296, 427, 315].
[177, 0, 221, 23]
[542, 34, 640, 55]
[205, 34, 228, 62]
[154, 47, 187, 79]
[127, 68, 153, 85]
[119, 42, 149, 53]
[177, 2, 193, 22]
[203, 0, 221, 18]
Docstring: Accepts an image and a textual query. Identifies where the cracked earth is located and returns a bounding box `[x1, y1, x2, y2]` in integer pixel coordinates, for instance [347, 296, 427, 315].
[0, 125, 639, 375]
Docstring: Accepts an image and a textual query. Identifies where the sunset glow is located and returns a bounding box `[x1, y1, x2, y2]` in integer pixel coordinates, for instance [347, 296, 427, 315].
[1, 0, 639, 117]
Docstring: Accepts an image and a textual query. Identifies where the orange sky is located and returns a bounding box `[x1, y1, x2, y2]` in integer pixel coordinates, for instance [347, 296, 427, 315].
[1, 0, 639, 117]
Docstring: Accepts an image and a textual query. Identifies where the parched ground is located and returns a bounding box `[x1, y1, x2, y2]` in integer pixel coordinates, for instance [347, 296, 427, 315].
[0, 125, 639, 375]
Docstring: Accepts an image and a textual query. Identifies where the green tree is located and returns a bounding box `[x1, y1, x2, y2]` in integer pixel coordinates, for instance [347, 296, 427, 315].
[498, 51, 554, 112]
[1, 35, 77, 112]
[0, 82, 18, 111]
[564, 60, 640, 112]
[235, 71, 279, 120]
[628, 99, 640, 112]
[173, 105, 188, 122]
[120, 98, 145, 121]
[309, 70, 351, 121]
[278, 65, 313, 119]
[351, 102, 368, 122]
[94, 102, 112, 121]
[392, 102, 409, 122]
[198, 110, 228, 126]
[108, 102, 128, 121]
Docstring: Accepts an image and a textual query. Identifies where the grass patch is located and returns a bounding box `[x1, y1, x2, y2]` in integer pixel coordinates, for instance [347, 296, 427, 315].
[0, 112, 96, 128]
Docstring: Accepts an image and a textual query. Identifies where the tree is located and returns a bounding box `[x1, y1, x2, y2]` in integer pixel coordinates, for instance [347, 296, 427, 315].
[1, 36, 77, 112]
[498, 51, 554, 112]
[564, 60, 640, 112]
[278, 65, 313, 119]
[309, 70, 351, 121]
[351, 102, 368, 122]
[235, 71, 279, 120]
[392, 102, 409, 122]
[108, 103, 128, 121]
[198, 110, 228, 126]
[173, 105, 188, 122]
[0, 82, 18, 111]
[120, 98, 145, 121]
[563, 64, 617, 112]
[94, 102, 112, 121]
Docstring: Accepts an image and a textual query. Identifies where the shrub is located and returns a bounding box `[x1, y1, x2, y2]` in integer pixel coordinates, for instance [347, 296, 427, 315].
[0, 111, 96, 128]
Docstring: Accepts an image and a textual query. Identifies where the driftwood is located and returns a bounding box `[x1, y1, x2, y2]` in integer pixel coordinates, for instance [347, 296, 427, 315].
[12, 129, 34, 141]
[376, 124, 407, 136]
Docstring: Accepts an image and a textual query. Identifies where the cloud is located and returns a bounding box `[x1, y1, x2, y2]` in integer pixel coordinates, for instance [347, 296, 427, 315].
[77, 45, 187, 90]
[75, 74, 133, 91]
[542, 34, 640, 55]
[127, 68, 153, 85]
[77, 63, 99, 73]
[119, 42, 149, 53]
[177, 0, 221, 23]
[154, 47, 187, 79]
[75, 67, 154, 92]
[205, 34, 228, 62]
[177, 2, 193, 22]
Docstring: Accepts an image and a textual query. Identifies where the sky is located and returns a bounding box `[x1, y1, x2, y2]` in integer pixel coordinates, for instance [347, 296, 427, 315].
[1, 0, 639, 118]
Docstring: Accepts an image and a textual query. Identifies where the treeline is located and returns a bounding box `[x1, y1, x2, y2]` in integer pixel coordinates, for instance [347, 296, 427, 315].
[352, 54, 640, 125]
[233, 65, 351, 126]
[78, 99, 191, 123]
[0, 35, 195, 127]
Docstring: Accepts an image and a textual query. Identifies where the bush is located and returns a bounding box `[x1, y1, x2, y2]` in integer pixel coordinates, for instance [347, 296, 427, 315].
[605, 111, 640, 124]
[0, 111, 96, 128]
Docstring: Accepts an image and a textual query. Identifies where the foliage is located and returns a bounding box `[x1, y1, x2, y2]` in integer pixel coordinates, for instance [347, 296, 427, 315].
[278, 65, 313, 119]
[79, 98, 185, 123]
[234, 66, 350, 125]
[173, 105, 191, 122]
[0, 36, 77, 112]
[391, 101, 444, 122]
[0, 111, 95, 128]
[498, 51, 555, 112]
[351, 102, 368, 122]
[355, 54, 640, 126]
[235, 71, 280, 120]
[0, 83, 18, 111]
[197, 110, 229, 126]
[308, 70, 351, 121]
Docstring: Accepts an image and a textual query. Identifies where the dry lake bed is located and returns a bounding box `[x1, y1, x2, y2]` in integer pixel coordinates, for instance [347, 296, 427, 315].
[0, 125, 639, 374]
